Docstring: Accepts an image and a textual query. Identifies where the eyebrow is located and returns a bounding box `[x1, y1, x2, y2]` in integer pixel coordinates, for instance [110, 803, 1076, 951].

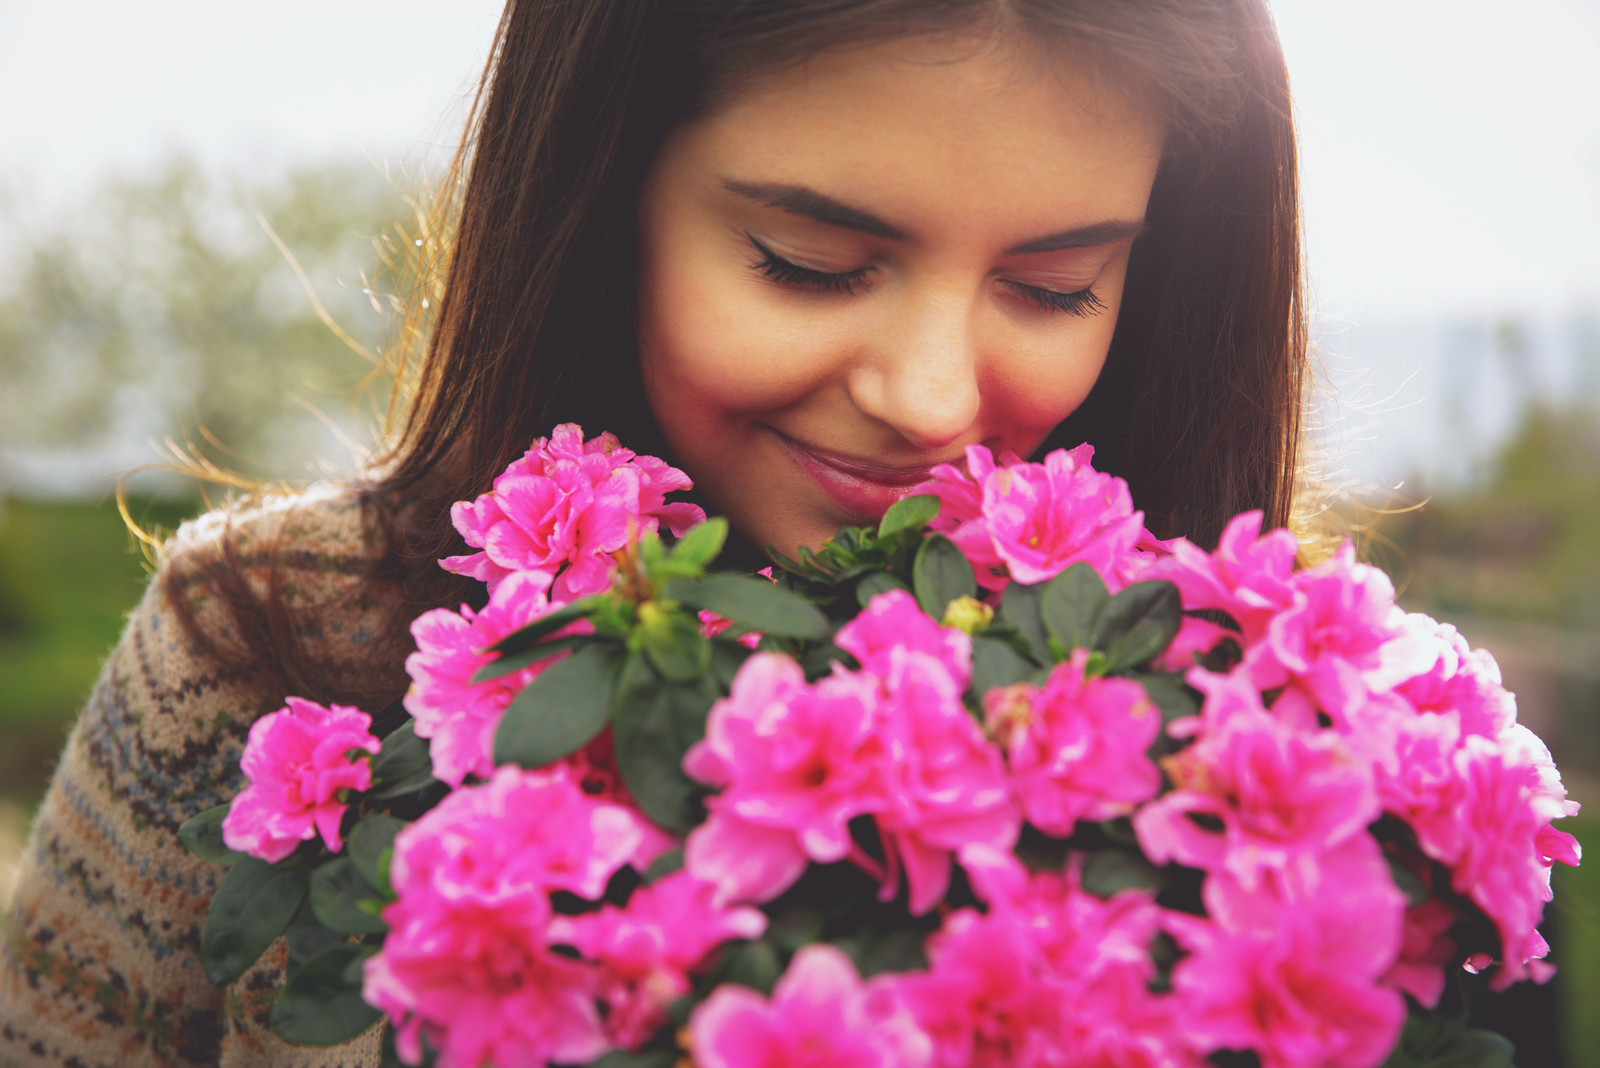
[722, 178, 1145, 255]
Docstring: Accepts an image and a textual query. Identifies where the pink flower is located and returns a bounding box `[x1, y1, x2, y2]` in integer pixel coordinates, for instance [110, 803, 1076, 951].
[222, 697, 380, 863]
[984, 649, 1162, 836]
[403, 569, 593, 787]
[699, 608, 762, 649]
[1245, 544, 1439, 727]
[1154, 615, 1235, 672]
[891, 862, 1195, 1068]
[1393, 614, 1517, 739]
[869, 648, 1018, 914]
[441, 424, 705, 599]
[1384, 898, 1459, 1009]
[1147, 511, 1299, 641]
[1170, 901, 1406, 1068]
[1437, 733, 1578, 988]
[1134, 704, 1379, 895]
[835, 589, 972, 690]
[689, 944, 933, 1068]
[684, 649, 1016, 914]
[684, 654, 883, 904]
[927, 444, 1148, 592]
[363, 766, 651, 1068]
[552, 871, 766, 1047]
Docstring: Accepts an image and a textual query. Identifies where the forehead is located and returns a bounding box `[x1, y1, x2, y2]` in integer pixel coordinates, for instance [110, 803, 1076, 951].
[667, 32, 1165, 243]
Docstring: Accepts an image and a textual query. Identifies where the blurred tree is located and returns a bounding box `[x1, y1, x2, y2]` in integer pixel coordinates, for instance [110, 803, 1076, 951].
[0, 153, 403, 484]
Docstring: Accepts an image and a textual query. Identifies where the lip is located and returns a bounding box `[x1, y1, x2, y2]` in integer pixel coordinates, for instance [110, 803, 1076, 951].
[770, 428, 953, 521]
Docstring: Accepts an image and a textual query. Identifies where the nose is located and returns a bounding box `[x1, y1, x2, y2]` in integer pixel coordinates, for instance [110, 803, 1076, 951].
[846, 282, 981, 449]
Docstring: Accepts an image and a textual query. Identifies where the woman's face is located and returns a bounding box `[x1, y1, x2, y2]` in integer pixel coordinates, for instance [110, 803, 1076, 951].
[637, 32, 1163, 557]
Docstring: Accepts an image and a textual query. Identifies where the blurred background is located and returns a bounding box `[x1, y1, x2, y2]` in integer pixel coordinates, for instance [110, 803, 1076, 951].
[0, 0, 1597, 1062]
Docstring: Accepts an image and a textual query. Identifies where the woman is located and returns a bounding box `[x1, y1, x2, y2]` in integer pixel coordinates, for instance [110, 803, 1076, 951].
[0, 0, 1305, 1064]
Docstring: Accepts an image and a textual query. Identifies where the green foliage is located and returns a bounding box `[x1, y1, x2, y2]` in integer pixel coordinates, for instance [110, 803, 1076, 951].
[347, 814, 406, 900]
[177, 804, 245, 866]
[1040, 563, 1111, 656]
[201, 857, 309, 985]
[612, 652, 719, 834]
[1380, 1001, 1515, 1068]
[270, 943, 383, 1046]
[493, 644, 626, 768]
[667, 573, 830, 640]
[309, 858, 388, 936]
[912, 534, 977, 620]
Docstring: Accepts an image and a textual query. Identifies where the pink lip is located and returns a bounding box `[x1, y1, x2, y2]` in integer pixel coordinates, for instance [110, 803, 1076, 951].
[771, 429, 951, 521]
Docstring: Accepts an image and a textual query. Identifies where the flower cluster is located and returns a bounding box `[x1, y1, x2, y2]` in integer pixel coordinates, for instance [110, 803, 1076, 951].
[222, 697, 380, 862]
[363, 766, 764, 1068]
[1142, 512, 1581, 1003]
[443, 423, 705, 599]
[684, 591, 1019, 915]
[200, 430, 1581, 1068]
[926, 443, 1170, 591]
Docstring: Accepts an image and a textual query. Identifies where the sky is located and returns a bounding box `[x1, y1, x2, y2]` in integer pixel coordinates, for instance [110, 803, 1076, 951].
[2, 0, 1597, 320]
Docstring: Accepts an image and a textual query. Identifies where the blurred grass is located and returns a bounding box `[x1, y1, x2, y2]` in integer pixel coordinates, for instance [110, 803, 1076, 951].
[1556, 816, 1600, 1068]
[0, 495, 197, 803]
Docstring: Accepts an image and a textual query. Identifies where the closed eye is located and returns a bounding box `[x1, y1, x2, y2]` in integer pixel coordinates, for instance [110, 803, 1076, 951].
[746, 234, 871, 296]
[998, 279, 1106, 317]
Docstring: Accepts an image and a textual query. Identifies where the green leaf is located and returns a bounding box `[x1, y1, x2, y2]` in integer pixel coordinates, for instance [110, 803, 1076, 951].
[996, 581, 1050, 663]
[585, 1051, 679, 1068]
[178, 803, 245, 866]
[912, 534, 976, 620]
[485, 596, 601, 655]
[667, 574, 830, 640]
[644, 848, 684, 883]
[832, 928, 928, 977]
[877, 494, 941, 539]
[1080, 850, 1169, 897]
[643, 609, 712, 683]
[310, 857, 389, 935]
[347, 814, 407, 898]
[970, 634, 1035, 696]
[269, 943, 382, 1046]
[1039, 563, 1110, 656]
[855, 570, 911, 608]
[1381, 1001, 1516, 1068]
[1092, 580, 1183, 674]
[1135, 673, 1201, 724]
[801, 642, 857, 681]
[612, 653, 717, 834]
[370, 765, 442, 801]
[722, 939, 783, 994]
[470, 634, 596, 684]
[709, 639, 754, 689]
[369, 720, 430, 786]
[201, 857, 309, 985]
[494, 644, 627, 768]
[1385, 854, 1431, 907]
[284, 896, 344, 966]
[767, 906, 826, 951]
[669, 517, 729, 568]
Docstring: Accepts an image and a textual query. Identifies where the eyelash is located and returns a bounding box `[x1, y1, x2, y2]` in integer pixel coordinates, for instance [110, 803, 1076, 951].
[747, 234, 870, 295]
[745, 234, 1104, 317]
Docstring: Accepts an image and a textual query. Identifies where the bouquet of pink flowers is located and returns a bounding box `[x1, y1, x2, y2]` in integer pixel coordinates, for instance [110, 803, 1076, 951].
[179, 425, 1581, 1068]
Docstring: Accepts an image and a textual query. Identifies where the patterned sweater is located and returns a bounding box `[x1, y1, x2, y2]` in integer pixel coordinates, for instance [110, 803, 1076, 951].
[0, 487, 402, 1068]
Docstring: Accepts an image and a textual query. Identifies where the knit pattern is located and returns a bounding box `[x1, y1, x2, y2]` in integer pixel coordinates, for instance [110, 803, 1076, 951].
[0, 487, 396, 1068]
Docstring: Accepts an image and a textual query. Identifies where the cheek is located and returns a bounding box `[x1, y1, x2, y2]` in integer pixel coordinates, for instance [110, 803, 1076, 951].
[979, 262, 1127, 450]
[639, 230, 845, 422]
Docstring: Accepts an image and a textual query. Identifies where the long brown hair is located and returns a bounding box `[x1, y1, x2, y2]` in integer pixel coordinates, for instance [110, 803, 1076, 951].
[165, 0, 1308, 713]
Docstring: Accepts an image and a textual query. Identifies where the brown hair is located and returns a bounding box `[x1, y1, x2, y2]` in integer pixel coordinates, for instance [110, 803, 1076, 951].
[163, 0, 1308, 713]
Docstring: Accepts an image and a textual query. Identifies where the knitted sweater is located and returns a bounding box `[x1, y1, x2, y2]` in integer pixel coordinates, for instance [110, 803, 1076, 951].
[0, 487, 402, 1068]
